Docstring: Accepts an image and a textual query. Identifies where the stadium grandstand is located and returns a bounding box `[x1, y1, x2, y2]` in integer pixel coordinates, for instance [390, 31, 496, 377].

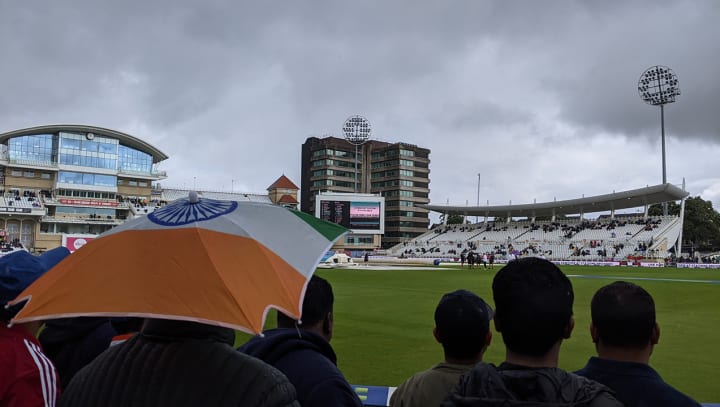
[0, 125, 169, 252]
[0, 124, 299, 254]
[387, 183, 689, 264]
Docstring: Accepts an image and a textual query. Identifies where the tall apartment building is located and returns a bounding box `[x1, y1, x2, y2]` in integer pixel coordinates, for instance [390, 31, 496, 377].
[301, 136, 430, 248]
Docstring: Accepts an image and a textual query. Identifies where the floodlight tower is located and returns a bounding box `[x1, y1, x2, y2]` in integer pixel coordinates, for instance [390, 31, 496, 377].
[638, 65, 680, 216]
[342, 115, 371, 192]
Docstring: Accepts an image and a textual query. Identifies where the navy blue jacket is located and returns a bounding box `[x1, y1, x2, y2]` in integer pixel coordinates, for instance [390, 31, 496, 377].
[239, 328, 362, 407]
[39, 317, 117, 389]
[576, 357, 700, 406]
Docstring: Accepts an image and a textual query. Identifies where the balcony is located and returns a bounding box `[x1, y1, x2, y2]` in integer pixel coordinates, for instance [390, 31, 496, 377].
[0, 196, 46, 216]
[41, 214, 125, 226]
[1, 157, 58, 169]
[117, 167, 167, 179]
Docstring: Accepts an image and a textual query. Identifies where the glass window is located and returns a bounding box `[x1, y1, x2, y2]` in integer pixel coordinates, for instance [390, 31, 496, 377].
[20, 222, 34, 248]
[81, 140, 99, 152]
[8, 134, 55, 164]
[60, 132, 118, 170]
[58, 171, 117, 187]
[61, 137, 81, 150]
[118, 145, 152, 174]
[5, 222, 20, 243]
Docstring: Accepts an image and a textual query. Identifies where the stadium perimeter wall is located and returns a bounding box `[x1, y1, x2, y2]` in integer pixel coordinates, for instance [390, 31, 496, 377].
[362, 255, 689, 268]
[349, 385, 719, 406]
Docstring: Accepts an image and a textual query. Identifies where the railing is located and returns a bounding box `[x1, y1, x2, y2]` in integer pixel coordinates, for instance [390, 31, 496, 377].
[117, 168, 167, 178]
[4, 158, 57, 168]
[41, 215, 124, 225]
[348, 385, 718, 406]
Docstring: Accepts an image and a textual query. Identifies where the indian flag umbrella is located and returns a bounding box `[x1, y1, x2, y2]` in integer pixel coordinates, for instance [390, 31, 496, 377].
[11, 193, 347, 334]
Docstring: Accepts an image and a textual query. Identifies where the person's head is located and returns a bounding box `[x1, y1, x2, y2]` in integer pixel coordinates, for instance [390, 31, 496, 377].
[277, 275, 334, 341]
[590, 281, 658, 349]
[0, 247, 70, 324]
[492, 257, 574, 357]
[433, 289, 493, 363]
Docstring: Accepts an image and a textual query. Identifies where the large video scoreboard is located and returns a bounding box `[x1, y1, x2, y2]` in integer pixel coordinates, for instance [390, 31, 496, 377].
[315, 193, 385, 234]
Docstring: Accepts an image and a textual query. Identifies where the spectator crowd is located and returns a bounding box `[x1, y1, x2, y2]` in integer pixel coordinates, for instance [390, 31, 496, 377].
[0, 250, 703, 406]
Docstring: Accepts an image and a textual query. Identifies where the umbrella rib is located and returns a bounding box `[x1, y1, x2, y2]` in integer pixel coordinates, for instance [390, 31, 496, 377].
[248, 239, 300, 320]
[225, 214, 305, 320]
[192, 228, 257, 330]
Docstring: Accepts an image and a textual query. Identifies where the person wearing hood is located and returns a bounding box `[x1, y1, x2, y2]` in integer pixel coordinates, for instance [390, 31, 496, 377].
[39, 317, 117, 389]
[443, 258, 622, 406]
[0, 247, 70, 407]
[239, 275, 362, 407]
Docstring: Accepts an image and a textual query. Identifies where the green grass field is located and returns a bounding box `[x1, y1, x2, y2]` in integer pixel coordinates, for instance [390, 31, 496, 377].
[238, 265, 720, 403]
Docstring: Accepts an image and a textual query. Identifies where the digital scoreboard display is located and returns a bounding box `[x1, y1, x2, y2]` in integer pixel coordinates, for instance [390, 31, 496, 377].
[319, 200, 382, 231]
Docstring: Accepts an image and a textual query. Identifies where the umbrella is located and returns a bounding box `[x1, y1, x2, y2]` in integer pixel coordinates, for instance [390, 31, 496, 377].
[10, 192, 347, 334]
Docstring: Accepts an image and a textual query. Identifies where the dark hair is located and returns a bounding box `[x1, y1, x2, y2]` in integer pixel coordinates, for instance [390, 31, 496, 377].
[434, 289, 492, 360]
[277, 275, 334, 328]
[492, 257, 574, 357]
[591, 281, 656, 348]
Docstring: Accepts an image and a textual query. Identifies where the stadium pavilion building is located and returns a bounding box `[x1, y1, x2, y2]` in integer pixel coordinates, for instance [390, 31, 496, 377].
[301, 136, 431, 249]
[400, 183, 690, 262]
[0, 124, 168, 252]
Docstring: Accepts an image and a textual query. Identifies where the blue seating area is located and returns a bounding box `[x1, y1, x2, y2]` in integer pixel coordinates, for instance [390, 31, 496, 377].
[351, 385, 395, 406]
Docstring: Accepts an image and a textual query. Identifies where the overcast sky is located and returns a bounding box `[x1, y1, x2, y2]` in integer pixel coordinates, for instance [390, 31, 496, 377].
[1, 1, 718, 219]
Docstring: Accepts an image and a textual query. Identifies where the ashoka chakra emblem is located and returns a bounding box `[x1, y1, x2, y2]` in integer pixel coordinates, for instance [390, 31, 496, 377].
[148, 198, 237, 226]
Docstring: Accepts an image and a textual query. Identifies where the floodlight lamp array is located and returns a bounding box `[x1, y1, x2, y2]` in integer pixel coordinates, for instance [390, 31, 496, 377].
[342, 115, 371, 145]
[638, 65, 680, 106]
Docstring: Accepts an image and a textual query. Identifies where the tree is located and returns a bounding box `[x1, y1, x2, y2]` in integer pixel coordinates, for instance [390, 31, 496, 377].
[647, 201, 680, 216]
[650, 198, 720, 251]
[447, 214, 465, 224]
[681, 197, 720, 251]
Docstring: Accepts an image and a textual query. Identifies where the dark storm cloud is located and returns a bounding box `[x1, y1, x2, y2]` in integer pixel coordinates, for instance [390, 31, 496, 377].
[543, 1, 720, 142]
[1, 0, 719, 210]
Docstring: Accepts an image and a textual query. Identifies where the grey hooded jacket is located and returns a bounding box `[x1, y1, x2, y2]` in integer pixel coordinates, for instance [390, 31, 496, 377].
[442, 362, 623, 407]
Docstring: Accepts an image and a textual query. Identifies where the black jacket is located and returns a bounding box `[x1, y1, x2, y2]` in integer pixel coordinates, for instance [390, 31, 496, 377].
[442, 362, 623, 407]
[239, 328, 362, 407]
[39, 317, 117, 389]
[60, 319, 300, 407]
